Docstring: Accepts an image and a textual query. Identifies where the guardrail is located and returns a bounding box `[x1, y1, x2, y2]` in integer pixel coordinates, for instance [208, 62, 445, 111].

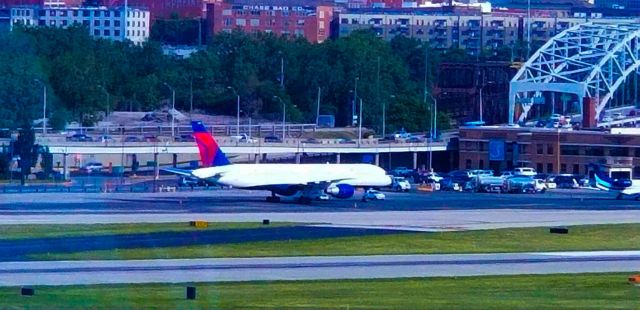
[61, 123, 318, 137]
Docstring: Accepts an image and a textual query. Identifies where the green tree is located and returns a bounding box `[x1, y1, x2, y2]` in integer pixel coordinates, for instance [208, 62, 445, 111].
[15, 127, 37, 185]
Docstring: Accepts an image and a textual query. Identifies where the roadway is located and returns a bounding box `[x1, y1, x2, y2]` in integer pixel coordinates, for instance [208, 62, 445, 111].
[1, 251, 638, 286]
[1, 189, 639, 231]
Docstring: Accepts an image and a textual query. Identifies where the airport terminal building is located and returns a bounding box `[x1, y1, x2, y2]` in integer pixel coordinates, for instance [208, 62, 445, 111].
[459, 126, 640, 177]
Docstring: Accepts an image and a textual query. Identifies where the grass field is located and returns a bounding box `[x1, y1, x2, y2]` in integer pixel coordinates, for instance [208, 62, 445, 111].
[1, 273, 638, 309]
[33, 224, 640, 260]
[0, 222, 292, 240]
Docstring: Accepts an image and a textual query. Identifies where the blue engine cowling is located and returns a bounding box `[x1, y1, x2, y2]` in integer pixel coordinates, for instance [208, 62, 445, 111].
[326, 184, 355, 199]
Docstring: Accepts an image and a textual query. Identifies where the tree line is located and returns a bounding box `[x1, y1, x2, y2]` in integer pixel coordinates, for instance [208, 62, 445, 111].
[0, 24, 527, 134]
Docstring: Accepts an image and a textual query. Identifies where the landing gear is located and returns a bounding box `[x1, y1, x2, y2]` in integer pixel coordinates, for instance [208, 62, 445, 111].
[266, 192, 281, 203]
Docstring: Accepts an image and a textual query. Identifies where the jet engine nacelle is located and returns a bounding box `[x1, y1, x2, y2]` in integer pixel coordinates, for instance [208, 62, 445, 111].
[326, 184, 355, 199]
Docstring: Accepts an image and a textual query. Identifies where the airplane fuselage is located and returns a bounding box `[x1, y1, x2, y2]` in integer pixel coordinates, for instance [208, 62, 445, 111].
[192, 163, 391, 189]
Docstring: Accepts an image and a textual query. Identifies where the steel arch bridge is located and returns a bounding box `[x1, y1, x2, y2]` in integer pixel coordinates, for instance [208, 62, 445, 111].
[509, 22, 640, 125]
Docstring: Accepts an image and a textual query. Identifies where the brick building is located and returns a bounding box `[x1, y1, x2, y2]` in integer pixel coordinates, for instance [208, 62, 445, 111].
[459, 126, 640, 177]
[206, 0, 333, 43]
[104, 0, 204, 20]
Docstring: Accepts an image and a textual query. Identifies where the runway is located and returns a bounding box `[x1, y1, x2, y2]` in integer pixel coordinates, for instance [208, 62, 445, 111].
[1, 189, 639, 231]
[1, 251, 638, 286]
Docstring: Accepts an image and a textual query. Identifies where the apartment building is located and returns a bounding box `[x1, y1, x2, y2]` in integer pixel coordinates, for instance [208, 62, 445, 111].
[10, 6, 150, 44]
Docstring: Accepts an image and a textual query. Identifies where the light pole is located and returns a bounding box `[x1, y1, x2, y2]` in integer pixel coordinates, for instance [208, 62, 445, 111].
[382, 95, 395, 138]
[163, 82, 175, 138]
[425, 91, 437, 171]
[353, 77, 359, 126]
[98, 84, 110, 117]
[34, 79, 47, 135]
[273, 96, 286, 141]
[227, 86, 240, 136]
[358, 98, 363, 146]
[479, 81, 494, 124]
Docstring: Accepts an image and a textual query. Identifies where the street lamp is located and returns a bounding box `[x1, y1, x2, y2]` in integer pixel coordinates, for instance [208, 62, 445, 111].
[353, 77, 359, 126]
[382, 95, 395, 138]
[273, 96, 286, 141]
[425, 91, 438, 171]
[97, 84, 110, 117]
[163, 82, 176, 138]
[227, 86, 240, 136]
[33, 79, 47, 135]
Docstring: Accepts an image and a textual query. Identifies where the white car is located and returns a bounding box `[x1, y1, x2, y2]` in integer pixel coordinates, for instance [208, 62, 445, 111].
[514, 167, 537, 177]
[535, 179, 548, 193]
[364, 189, 386, 200]
[392, 177, 411, 192]
[424, 172, 443, 183]
[83, 162, 103, 173]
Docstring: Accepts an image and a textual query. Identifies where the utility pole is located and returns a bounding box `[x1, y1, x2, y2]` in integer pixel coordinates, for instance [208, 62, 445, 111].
[316, 87, 321, 126]
[358, 98, 363, 146]
[353, 77, 359, 126]
[376, 56, 381, 134]
[280, 57, 284, 89]
[189, 76, 194, 119]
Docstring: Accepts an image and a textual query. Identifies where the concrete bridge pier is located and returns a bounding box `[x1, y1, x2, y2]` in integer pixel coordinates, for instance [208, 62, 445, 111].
[336, 153, 341, 164]
[295, 153, 301, 164]
[413, 152, 418, 170]
[62, 153, 69, 181]
[172, 154, 177, 167]
[254, 153, 261, 163]
[154, 153, 159, 180]
[375, 153, 380, 166]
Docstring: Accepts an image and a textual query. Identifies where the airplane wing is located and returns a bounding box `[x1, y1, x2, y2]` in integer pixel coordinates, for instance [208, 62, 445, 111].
[162, 167, 194, 177]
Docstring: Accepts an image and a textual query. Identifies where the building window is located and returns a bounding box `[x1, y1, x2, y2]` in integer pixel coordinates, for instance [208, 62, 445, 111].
[83, 20, 89, 27]
[465, 159, 472, 169]
[94, 29, 100, 36]
[297, 19, 305, 26]
[114, 20, 120, 27]
[104, 29, 110, 36]
[319, 11, 325, 19]
[105, 11, 110, 17]
[250, 19, 259, 26]
[560, 163, 567, 173]
[547, 163, 553, 173]
[104, 20, 110, 27]
[610, 147, 628, 156]
[319, 21, 325, 29]
[236, 18, 245, 26]
[341, 18, 348, 24]
[222, 9, 232, 16]
[224, 18, 232, 26]
[73, 10, 78, 17]
[94, 20, 100, 26]
[547, 145, 553, 155]
[62, 20, 67, 26]
[114, 30, 120, 37]
[537, 163, 543, 173]
[83, 10, 90, 17]
[115, 11, 120, 17]
[479, 160, 484, 169]
[536, 144, 543, 154]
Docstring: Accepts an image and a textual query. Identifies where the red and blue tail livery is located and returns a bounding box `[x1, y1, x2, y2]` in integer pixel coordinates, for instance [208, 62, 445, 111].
[192, 121, 231, 167]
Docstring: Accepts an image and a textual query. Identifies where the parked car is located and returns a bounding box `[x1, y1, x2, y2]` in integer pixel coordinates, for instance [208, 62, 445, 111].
[264, 135, 282, 143]
[554, 174, 579, 189]
[316, 193, 330, 201]
[82, 162, 103, 173]
[99, 135, 114, 143]
[391, 167, 414, 177]
[124, 136, 141, 142]
[534, 179, 548, 193]
[469, 175, 505, 193]
[503, 176, 536, 193]
[500, 171, 516, 178]
[513, 167, 537, 177]
[422, 172, 443, 183]
[364, 189, 386, 200]
[544, 175, 558, 189]
[175, 134, 195, 142]
[613, 112, 625, 120]
[66, 134, 93, 142]
[392, 177, 411, 192]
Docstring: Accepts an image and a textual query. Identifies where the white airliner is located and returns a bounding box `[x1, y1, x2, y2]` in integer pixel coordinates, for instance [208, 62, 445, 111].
[165, 121, 392, 203]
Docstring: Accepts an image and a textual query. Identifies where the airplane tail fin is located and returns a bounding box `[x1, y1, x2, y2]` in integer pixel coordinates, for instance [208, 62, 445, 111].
[192, 121, 231, 167]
